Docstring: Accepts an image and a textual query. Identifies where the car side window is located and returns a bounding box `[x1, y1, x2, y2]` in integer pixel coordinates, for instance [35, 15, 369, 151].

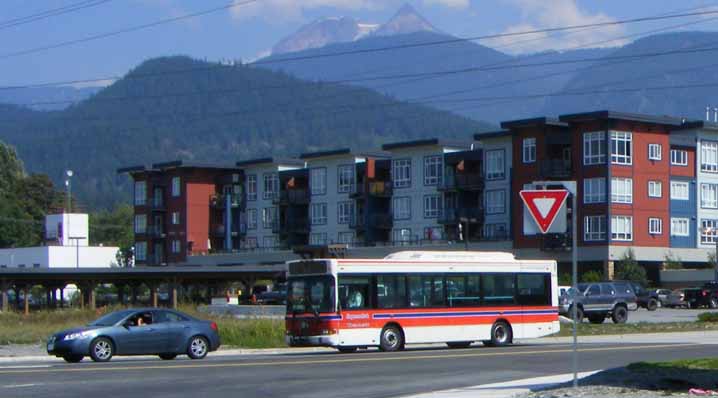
[600, 284, 615, 295]
[587, 285, 600, 296]
[127, 312, 153, 326]
[154, 311, 188, 323]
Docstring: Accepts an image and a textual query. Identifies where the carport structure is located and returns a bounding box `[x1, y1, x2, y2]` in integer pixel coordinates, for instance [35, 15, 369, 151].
[0, 265, 286, 315]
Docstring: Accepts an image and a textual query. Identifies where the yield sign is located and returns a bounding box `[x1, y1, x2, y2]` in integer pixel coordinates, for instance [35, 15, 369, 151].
[519, 189, 569, 234]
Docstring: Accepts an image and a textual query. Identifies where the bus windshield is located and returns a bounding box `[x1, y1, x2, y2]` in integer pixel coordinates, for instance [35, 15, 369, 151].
[287, 275, 336, 314]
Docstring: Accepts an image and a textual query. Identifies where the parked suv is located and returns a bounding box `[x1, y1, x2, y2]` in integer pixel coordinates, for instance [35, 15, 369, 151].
[559, 282, 638, 324]
[615, 281, 659, 311]
[684, 281, 718, 309]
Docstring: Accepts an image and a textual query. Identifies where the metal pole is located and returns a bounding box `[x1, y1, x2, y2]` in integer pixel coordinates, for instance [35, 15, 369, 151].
[571, 191, 578, 388]
[464, 220, 469, 251]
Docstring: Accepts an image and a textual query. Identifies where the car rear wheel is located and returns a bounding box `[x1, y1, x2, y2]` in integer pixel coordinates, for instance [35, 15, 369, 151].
[379, 325, 403, 352]
[159, 353, 177, 360]
[89, 337, 114, 362]
[446, 341, 472, 349]
[62, 354, 83, 363]
[187, 336, 209, 360]
[612, 306, 628, 324]
[647, 299, 658, 311]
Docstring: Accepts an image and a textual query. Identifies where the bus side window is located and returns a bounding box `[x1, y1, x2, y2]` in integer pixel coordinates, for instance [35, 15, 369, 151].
[447, 274, 481, 307]
[516, 274, 550, 306]
[483, 273, 516, 306]
[376, 275, 406, 309]
[338, 275, 370, 310]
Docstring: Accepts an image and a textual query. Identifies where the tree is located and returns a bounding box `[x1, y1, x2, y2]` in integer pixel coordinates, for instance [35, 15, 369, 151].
[581, 270, 604, 283]
[663, 252, 683, 270]
[89, 204, 133, 248]
[614, 249, 648, 285]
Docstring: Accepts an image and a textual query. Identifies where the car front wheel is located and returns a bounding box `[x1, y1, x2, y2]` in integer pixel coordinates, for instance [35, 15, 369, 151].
[612, 306, 628, 324]
[187, 336, 209, 360]
[89, 337, 114, 362]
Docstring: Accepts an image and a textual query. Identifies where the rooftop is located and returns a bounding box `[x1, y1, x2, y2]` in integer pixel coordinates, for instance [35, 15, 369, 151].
[500, 117, 568, 129]
[235, 157, 305, 168]
[558, 110, 685, 126]
[382, 138, 471, 151]
[299, 148, 391, 160]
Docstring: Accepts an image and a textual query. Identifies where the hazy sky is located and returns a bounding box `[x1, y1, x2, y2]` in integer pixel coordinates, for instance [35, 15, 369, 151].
[2, 0, 718, 87]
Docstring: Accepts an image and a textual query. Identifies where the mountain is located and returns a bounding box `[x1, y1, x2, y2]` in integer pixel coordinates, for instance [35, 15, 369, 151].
[270, 3, 435, 55]
[0, 86, 102, 111]
[0, 56, 490, 209]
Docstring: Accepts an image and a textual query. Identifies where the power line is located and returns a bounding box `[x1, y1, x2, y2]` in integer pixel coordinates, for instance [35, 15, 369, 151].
[0, 0, 260, 61]
[0, 0, 115, 31]
[1, 6, 718, 89]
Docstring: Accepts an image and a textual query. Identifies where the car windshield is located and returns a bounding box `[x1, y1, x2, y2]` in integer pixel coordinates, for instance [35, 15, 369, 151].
[576, 284, 588, 293]
[89, 310, 135, 326]
[287, 275, 335, 314]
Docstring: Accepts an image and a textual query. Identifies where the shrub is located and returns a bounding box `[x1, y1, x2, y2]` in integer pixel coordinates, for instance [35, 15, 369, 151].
[663, 253, 683, 270]
[558, 273, 572, 286]
[698, 312, 718, 323]
[614, 249, 648, 285]
[581, 270, 604, 283]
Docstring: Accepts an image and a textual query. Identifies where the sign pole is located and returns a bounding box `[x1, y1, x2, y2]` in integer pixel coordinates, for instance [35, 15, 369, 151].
[571, 190, 578, 388]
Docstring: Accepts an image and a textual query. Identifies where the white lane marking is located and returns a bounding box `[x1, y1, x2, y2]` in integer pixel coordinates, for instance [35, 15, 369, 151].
[3, 383, 42, 388]
[1, 365, 51, 369]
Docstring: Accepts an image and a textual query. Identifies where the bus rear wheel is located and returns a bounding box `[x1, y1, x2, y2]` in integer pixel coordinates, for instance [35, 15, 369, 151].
[379, 325, 404, 352]
[485, 321, 512, 347]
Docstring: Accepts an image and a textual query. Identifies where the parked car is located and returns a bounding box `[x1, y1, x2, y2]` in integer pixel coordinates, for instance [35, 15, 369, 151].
[684, 281, 718, 309]
[559, 282, 638, 324]
[47, 308, 220, 363]
[655, 289, 687, 308]
[615, 281, 659, 311]
[256, 284, 287, 305]
[558, 285, 571, 297]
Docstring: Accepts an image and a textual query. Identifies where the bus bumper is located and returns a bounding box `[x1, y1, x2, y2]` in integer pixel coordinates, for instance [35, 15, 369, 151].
[286, 334, 339, 347]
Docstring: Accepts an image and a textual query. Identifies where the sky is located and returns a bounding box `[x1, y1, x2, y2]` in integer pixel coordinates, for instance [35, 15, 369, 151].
[2, 0, 718, 87]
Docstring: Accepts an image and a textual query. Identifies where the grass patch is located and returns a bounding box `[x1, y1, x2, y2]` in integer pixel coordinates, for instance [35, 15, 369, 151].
[628, 358, 718, 372]
[557, 321, 718, 337]
[698, 312, 718, 323]
[0, 305, 286, 349]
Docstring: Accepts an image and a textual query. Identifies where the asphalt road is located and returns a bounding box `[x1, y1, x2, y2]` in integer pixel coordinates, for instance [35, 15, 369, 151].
[1, 342, 715, 398]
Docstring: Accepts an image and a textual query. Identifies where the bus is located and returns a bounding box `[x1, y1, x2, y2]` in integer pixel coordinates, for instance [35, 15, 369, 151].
[285, 251, 559, 352]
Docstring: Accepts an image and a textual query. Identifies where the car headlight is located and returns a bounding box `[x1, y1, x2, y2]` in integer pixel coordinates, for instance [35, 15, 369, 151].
[63, 331, 95, 341]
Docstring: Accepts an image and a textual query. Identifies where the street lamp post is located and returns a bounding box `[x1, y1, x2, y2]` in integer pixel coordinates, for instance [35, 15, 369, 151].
[64, 170, 73, 213]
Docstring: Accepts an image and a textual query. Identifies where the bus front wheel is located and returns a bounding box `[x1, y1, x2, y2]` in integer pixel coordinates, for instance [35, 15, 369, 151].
[379, 325, 404, 352]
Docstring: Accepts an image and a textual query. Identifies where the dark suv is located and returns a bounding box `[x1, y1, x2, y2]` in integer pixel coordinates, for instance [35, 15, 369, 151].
[559, 282, 638, 324]
[614, 281, 659, 311]
[684, 281, 718, 309]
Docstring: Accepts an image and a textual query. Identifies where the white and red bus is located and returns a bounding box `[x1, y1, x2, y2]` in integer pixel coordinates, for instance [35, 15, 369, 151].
[285, 251, 559, 352]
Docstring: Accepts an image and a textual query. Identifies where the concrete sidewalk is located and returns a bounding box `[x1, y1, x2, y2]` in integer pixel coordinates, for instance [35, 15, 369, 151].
[406, 371, 602, 398]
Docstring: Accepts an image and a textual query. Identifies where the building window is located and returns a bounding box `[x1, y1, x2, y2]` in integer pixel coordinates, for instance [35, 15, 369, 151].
[170, 240, 181, 254]
[171, 212, 180, 225]
[243, 237, 258, 249]
[246, 175, 257, 201]
[702, 219, 718, 244]
[338, 232, 355, 245]
[583, 131, 606, 165]
[611, 131, 632, 165]
[485, 189, 506, 214]
[583, 178, 606, 204]
[648, 181, 662, 198]
[424, 155, 443, 186]
[135, 242, 147, 261]
[392, 197, 411, 220]
[611, 216, 633, 241]
[247, 209, 257, 229]
[262, 207, 277, 229]
[134, 214, 147, 234]
[584, 215, 606, 241]
[337, 201, 354, 224]
[701, 183, 718, 208]
[611, 178, 633, 203]
[309, 233, 327, 245]
[648, 144, 662, 161]
[485, 150, 505, 180]
[671, 181, 690, 200]
[392, 228, 413, 244]
[701, 141, 718, 173]
[424, 226, 443, 241]
[134, 181, 147, 206]
[310, 168, 327, 196]
[263, 236, 279, 249]
[311, 203, 328, 225]
[424, 195, 441, 218]
[649, 218, 662, 235]
[337, 165, 354, 193]
[484, 223, 507, 240]
[392, 159, 412, 188]
[522, 137, 536, 163]
[671, 218, 690, 237]
[171, 177, 181, 197]
[263, 173, 279, 200]
[671, 149, 688, 166]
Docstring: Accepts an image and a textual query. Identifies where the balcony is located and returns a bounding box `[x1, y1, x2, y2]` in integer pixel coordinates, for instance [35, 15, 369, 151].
[349, 214, 365, 230]
[147, 254, 166, 266]
[541, 233, 572, 251]
[439, 174, 484, 192]
[438, 208, 484, 225]
[350, 181, 393, 198]
[213, 224, 248, 237]
[369, 214, 393, 229]
[273, 189, 310, 205]
[148, 225, 166, 239]
[150, 197, 166, 211]
[211, 194, 243, 209]
[540, 159, 572, 179]
[287, 218, 310, 234]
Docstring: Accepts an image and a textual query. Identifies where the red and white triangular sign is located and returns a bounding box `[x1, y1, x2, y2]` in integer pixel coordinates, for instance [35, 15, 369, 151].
[519, 189, 569, 234]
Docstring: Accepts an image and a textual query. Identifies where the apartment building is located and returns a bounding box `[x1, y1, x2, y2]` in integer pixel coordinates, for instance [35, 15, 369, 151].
[119, 161, 243, 265]
[350, 153, 393, 246]
[235, 157, 305, 251]
[381, 139, 471, 244]
[473, 130, 513, 241]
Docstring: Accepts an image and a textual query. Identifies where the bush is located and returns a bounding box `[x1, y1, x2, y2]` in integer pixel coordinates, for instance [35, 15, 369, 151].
[558, 273, 572, 286]
[663, 253, 683, 270]
[581, 270, 604, 283]
[614, 249, 648, 285]
[698, 312, 718, 323]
